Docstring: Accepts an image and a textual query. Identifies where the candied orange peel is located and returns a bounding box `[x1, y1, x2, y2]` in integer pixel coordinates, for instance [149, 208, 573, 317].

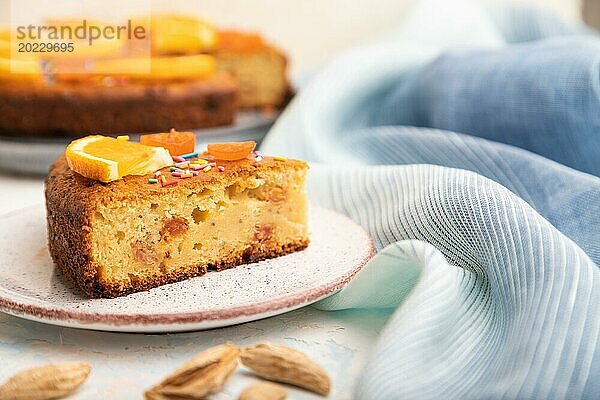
[140, 130, 196, 156]
[207, 141, 256, 161]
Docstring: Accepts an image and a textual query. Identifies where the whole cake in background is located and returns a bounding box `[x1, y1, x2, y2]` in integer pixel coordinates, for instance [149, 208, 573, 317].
[45, 132, 309, 298]
[0, 15, 290, 138]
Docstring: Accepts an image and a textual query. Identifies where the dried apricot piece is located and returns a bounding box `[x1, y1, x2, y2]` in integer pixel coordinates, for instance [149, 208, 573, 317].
[207, 141, 256, 161]
[140, 130, 196, 156]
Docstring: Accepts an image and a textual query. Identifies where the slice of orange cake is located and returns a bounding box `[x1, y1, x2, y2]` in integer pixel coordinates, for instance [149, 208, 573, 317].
[45, 134, 309, 298]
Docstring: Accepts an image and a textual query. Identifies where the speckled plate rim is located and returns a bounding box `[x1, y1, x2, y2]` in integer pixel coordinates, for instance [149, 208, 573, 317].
[0, 205, 374, 332]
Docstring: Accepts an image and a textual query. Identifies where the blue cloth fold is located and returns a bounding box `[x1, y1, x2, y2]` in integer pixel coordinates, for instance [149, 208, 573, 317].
[483, 3, 590, 42]
[262, 0, 600, 398]
[335, 127, 600, 262]
[375, 36, 600, 176]
[309, 165, 599, 399]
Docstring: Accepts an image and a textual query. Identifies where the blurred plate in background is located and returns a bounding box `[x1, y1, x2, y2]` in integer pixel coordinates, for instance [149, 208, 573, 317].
[0, 110, 276, 176]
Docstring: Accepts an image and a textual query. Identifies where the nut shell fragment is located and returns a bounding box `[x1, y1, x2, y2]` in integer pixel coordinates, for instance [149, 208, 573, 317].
[0, 362, 91, 400]
[145, 342, 240, 400]
[239, 381, 287, 400]
[241, 343, 331, 396]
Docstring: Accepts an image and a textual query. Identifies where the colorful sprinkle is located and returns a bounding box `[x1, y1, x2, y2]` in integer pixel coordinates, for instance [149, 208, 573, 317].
[218, 166, 225, 172]
[148, 178, 158, 184]
[175, 161, 190, 168]
[153, 171, 162, 178]
[274, 156, 287, 161]
[116, 135, 129, 141]
[194, 162, 215, 169]
[192, 170, 199, 176]
[180, 152, 198, 159]
[203, 165, 212, 172]
[195, 159, 209, 165]
[171, 172, 182, 177]
[162, 180, 178, 187]
[172, 155, 186, 162]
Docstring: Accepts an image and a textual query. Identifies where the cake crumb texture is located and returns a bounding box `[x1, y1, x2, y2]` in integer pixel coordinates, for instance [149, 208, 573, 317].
[45, 155, 309, 298]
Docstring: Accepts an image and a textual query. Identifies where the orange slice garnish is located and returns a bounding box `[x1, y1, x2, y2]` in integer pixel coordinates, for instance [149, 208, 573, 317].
[217, 31, 266, 52]
[140, 130, 196, 156]
[65, 135, 172, 182]
[90, 55, 216, 80]
[0, 58, 42, 82]
[207, 141, 256, 161]
[150, 15, 218, 55]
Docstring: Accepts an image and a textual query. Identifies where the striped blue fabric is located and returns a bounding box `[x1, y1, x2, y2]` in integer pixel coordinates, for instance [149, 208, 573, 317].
[262, 1, 600, 399]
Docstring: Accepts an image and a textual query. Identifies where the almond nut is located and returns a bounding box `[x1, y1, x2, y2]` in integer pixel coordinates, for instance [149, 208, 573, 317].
[241, 343, 330, 396]
[238, 381, 287, 400]
[0, 362, 91, 400]
[145, 342, 240, 400]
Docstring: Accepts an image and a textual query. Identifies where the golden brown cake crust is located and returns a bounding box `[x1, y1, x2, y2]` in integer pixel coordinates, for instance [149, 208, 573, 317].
[0, 75, 237, 138]
[45, 154, 308, 298]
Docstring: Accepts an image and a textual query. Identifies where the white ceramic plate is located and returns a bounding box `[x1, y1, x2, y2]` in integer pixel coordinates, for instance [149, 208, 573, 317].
[0, 205, 374, 332]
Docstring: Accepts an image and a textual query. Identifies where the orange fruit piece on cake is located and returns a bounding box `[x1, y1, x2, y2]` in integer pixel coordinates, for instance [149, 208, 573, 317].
[140, 130, 196, 156]
[65, 135, 172, 182]
[149, 14, 218, 54]
[90, 55, 216, 80]
[207, 141, 256, 160]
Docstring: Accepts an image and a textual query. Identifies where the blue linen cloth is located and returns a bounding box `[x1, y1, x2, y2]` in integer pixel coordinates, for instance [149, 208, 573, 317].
[261, 1, 600, 398]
